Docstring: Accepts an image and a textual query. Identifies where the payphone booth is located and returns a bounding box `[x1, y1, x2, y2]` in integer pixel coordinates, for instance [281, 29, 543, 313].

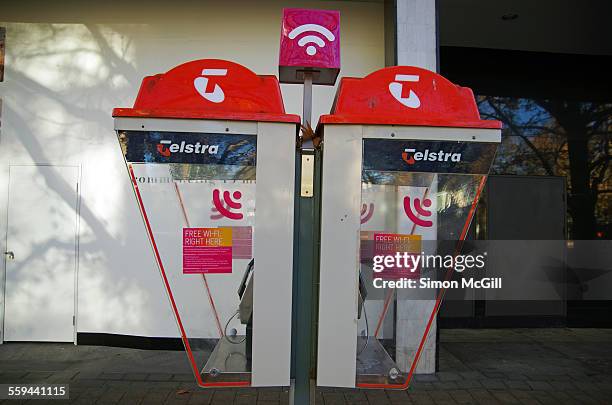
[113, 59, 299, 387]
[316, 66, 501, 389]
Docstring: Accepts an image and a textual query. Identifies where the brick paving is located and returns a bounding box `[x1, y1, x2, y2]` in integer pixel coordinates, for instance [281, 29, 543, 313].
[1, 329, 611, 403]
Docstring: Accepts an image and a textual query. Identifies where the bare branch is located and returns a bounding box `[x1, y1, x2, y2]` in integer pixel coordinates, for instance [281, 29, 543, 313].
[485, 98, 556, 176]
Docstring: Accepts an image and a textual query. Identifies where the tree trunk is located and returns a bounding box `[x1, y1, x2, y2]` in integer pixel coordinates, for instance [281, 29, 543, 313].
[566, 129, 597, 239]
[540, 100, 598, 240]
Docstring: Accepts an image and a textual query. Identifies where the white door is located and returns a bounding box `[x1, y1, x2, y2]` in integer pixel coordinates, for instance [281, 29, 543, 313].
[3, 165, 79, 342]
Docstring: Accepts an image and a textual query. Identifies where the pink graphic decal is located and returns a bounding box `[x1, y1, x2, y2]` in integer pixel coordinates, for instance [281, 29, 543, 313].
[183, 228, 232, 274]
[279, 8, 340, 85]
[212, 189, 243, 220]
[360, 203, 374, 224]
[403, 196, 433, 227]
[210, 200, 229, 220]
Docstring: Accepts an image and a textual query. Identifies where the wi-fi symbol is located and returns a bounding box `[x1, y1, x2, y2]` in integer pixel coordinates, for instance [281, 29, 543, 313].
[288, 23, 336, 56]
[403, 196, 433, 228]
[212, 189, 243, 220]
[360, 203, 374, 224]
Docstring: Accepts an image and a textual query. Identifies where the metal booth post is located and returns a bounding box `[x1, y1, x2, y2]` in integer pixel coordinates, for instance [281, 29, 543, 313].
[278, 8, 340, 405]
[112, 59, 300, 388]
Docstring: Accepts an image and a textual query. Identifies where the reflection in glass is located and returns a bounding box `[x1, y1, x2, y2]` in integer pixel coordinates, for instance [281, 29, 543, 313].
[358, 147, 488, 387]
[477, 97, 611, 239]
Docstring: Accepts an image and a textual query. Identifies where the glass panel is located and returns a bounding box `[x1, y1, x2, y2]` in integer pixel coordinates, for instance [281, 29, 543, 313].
[477, 96, 612, 240]
[118, 130, 257, 387]
[357, 138, 495, 388]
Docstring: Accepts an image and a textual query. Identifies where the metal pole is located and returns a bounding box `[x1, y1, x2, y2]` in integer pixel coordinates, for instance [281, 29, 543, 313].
[301, 72, 314, 149]
[291, 70, 317, 405]
[291, 154, 317, 405]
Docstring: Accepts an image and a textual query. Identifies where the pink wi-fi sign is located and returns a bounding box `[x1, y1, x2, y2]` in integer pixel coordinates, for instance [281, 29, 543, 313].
[279, 8, 340, 85]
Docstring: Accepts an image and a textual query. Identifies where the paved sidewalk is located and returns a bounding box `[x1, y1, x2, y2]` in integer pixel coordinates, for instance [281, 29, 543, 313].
[1, 329, 611, 404]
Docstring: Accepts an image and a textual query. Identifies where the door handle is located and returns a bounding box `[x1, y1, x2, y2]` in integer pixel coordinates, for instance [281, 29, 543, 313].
[4, 251, 14, 260]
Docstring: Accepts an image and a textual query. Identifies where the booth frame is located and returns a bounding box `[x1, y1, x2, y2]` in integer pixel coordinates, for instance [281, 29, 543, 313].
[316, 123, 501, 389]
[114, 116, 298, 388]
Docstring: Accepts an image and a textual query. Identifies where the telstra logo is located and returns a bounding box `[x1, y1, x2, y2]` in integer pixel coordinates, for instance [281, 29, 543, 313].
[402, 148, 462, 165]
[157, 140, 220, 157]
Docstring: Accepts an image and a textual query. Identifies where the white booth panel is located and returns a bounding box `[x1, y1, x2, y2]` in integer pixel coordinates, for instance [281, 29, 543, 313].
[317, 125, 363, 388]
[251, 122, 296, 387]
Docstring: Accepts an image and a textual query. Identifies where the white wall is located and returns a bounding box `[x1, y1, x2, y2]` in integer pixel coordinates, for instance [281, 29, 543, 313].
[0, 0, 385, 338]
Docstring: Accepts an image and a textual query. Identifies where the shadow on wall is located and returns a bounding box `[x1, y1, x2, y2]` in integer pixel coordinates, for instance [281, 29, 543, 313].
[0, 1, 385, 339]
[1, 22, 177, 337]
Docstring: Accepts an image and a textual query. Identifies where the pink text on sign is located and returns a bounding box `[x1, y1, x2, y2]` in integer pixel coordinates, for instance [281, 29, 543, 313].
[183, 227, 232, 274]
[373, 233, 421, 280]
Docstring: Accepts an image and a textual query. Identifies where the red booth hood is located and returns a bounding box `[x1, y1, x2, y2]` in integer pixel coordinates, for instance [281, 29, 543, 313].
[113, 59, 300, 125]
[318, 65, 501, 130]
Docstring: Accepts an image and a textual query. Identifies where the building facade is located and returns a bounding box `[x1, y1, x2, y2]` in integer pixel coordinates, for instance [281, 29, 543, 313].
[1, 0, 610, 376]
